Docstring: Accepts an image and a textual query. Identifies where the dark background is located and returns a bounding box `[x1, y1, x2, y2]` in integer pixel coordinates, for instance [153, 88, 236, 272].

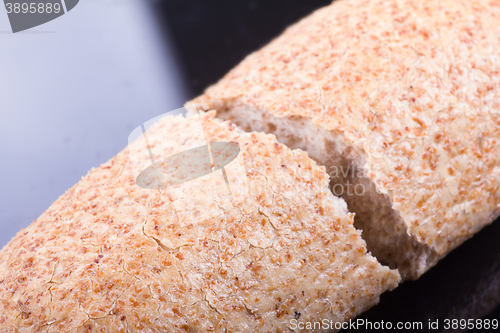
[152, 0, 332, 99]
[151, 0, 500, 330]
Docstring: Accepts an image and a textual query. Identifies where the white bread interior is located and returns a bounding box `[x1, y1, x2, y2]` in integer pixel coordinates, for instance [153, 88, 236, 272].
[190, 103, 438, 280]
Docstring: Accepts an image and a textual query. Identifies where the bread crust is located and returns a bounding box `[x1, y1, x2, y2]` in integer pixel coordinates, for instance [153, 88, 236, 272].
[0, 113, 399, 332]
[190, 0, 500, 276]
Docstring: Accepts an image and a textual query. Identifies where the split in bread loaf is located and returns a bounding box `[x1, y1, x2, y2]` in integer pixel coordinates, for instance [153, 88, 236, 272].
[188, 0, 500, 280]
[0, 112, 399, 332]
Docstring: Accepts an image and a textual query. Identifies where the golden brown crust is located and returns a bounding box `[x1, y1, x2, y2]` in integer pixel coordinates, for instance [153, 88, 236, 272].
[0, 113, 399, 332]
[190, 0, 500, 258]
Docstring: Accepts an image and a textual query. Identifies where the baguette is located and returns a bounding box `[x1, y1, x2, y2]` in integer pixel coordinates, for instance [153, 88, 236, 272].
[189, 0, 500, 279]
[0, 112, 399, 332]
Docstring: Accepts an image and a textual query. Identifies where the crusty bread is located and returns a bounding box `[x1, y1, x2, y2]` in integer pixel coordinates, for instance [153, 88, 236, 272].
[0, 112, 399, 332]
[188, 0, 500, 279]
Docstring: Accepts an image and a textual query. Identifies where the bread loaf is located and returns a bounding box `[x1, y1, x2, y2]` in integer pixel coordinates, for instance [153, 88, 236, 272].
[0, 112, 399, 332]
[189, 0, 500, 279]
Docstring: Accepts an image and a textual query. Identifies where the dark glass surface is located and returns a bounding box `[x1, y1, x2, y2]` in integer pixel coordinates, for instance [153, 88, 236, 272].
[152, 0, 332, 99]
[152, 0, 500, 330]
